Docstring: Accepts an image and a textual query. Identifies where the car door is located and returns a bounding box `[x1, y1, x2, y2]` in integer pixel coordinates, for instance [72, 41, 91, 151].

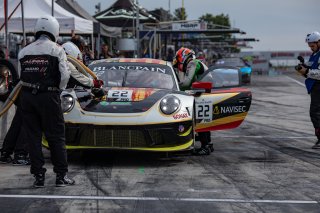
[193, 66, 252, 132]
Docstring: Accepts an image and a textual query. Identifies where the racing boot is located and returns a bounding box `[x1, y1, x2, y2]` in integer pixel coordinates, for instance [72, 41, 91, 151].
[193, 145, 211, 156]
[56, 173, 75, 187]
[0, 151, 12, 164]
[12, 154, 31, 166]
[208, 142, 214, 152]
[312, 140, 320, 149]
[33, 173, 45, 188]
[312, 128, 320, 149]
[193, 131, 213, 155]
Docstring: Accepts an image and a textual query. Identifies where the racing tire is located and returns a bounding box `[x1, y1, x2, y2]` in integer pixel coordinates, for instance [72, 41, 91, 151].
[0, 59, 18, 102]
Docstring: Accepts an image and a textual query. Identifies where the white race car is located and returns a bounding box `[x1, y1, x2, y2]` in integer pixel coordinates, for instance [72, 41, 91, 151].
[43, 58, 252, 152]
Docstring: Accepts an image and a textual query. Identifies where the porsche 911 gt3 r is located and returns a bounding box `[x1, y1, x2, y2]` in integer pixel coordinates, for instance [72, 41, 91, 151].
[42, 58, 251, 152]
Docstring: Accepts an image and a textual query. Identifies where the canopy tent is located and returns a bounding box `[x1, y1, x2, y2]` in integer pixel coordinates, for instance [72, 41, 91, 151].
[94, 0, 158, 28]
[0, 0, 93, 34]
[56, 0, 121, 37]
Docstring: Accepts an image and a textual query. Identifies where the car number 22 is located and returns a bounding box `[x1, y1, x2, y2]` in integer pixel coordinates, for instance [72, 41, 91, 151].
[196, 103, 212, 122]
[108, 90, 133, 101]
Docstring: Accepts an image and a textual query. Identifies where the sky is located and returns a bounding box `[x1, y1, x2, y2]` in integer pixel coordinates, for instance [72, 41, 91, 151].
[76, 0, 319, 52]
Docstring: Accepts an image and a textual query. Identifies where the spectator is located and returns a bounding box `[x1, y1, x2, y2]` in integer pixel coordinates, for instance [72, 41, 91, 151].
[99, 44, 113, 59]
[166, 48, 174, 61]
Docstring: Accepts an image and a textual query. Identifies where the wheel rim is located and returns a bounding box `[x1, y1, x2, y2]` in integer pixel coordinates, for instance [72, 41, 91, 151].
[0, 66, 10, 95]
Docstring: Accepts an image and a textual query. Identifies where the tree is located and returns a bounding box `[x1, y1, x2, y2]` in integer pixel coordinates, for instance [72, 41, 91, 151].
[173, 7, 187, 21]
[199, 13, 230, 28]
[199, 13, 239, 52]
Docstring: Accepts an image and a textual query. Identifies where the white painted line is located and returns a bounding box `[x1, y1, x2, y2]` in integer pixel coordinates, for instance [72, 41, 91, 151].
[212, 136, 314, 139]
[285, 76, 305, 87]
[0, 194, 317, 204]
[212, 135, 314, 139]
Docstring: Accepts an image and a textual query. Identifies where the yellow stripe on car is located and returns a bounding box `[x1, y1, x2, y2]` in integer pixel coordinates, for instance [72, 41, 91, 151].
[42, 139, 194, 152]
[195, 112, 248, 130]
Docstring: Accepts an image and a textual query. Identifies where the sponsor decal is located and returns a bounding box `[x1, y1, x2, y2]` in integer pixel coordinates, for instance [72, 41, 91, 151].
[213, 106, 220, 115]
[109, 102, 131, 105]
[93, 66, 166, 74]
[195, 99, 213, 122]
[22, 58, 49, 65]
[173, 113, 189, 120]
[178, 125, 185, 132]
[220, 106, 246, 114]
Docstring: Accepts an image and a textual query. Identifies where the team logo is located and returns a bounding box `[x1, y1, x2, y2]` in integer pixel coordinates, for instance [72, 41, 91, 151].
[178, 125, 185, 132]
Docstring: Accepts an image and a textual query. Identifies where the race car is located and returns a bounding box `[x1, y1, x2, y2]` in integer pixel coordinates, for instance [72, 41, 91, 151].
[215, 57, 252, 84]
[42, 58, 251, 151]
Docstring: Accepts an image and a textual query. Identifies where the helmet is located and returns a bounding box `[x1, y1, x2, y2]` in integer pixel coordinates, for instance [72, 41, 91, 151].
[62, 42, 83, 61]
[34, 15, 59, 42]
[306, 31, 320, 43]
[173, 47, 195, 72]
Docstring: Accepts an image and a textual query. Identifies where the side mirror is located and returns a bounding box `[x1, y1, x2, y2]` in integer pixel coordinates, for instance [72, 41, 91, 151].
[191, 82, 212, 93]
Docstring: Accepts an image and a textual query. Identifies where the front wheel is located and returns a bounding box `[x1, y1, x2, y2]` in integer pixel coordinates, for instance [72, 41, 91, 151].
[0, 59, 18, 102]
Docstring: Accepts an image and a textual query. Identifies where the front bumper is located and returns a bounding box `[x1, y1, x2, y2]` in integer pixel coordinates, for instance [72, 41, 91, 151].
[43, 121, 194, 151]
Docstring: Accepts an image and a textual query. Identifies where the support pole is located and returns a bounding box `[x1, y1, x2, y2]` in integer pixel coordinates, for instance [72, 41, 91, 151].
[52, 0, 54, 16]
[21, 0, 26, 47]
[135, 0, 140, 58]
[4, 0, 9, 59]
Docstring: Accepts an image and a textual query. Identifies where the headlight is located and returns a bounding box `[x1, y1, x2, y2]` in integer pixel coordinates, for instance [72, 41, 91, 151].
[61, 94, 75, 113]
[160, 95, 181, 115]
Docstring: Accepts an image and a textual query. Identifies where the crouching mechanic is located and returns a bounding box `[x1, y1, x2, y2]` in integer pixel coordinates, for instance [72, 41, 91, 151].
[296, 31, 320, 149]
[173, 47, 213, 155]
[62, 41, 103, 89]
[18, 15, 75, 187]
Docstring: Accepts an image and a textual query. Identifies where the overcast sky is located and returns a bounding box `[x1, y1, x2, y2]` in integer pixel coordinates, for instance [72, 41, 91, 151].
[76, 0, 319, 52]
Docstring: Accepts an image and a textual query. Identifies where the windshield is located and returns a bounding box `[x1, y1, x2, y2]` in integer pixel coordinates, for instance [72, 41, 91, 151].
[200, 68, 240, 88]
[89, 62, 177, 90]
[215, 58, 246, 67]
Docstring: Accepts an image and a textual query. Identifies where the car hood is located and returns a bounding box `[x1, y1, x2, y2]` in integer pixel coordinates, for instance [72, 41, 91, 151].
[75, 87, 180, 113]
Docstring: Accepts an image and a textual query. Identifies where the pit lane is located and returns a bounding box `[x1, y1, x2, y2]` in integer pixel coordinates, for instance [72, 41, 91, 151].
[1, 70, 320, 213]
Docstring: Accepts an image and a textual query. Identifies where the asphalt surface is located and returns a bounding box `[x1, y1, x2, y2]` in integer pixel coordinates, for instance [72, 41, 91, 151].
[1, 69, 320, 213]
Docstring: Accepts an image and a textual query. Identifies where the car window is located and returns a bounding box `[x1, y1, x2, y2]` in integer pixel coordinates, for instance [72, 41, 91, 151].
[89, 62, 177, 90]
[126, 70, 174, 89]
[200, 68, 240, 88]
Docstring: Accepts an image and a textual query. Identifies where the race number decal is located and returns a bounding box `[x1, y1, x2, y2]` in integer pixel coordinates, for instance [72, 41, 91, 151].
[195, 100, 213, 122]
[108, 90, 133, 101]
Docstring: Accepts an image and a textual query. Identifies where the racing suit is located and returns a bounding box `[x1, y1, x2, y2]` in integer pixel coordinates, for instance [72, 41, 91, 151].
[179, 58, 208, 91]
[66, 61, 93, 88]
[179, 59, 213, 154]
[303, 50, 320, 141]
[18, 35, 70, 176]
[0, 96, 28, 161]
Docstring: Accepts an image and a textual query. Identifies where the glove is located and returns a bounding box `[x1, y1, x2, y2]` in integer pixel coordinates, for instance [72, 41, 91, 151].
[297, 65, 309, 76]
[93, 79, 104, 88]
[91, 88, 105, 98]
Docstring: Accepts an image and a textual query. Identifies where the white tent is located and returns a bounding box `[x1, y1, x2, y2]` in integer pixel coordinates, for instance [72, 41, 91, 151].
[0, 0, 93, 34]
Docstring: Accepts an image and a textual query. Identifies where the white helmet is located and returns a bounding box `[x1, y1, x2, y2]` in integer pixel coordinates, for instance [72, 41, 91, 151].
[306, 31, 320, 43]
[62, 42, 83, 61]
[34, 15, 59, 42]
